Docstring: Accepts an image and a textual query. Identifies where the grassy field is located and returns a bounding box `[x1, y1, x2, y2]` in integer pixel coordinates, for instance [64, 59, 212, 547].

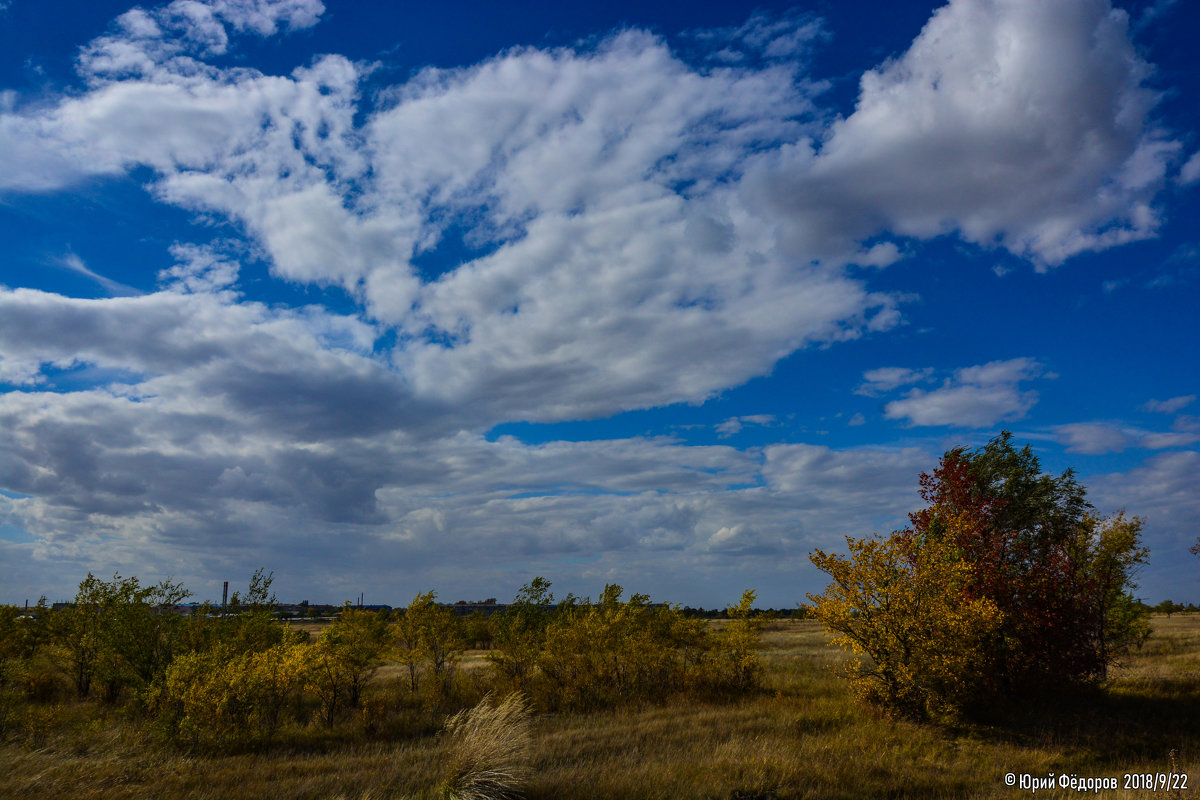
[3, 615, 1198, 800]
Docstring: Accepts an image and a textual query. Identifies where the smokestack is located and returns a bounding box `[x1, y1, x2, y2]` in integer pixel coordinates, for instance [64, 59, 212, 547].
[222, 581, 229, 608]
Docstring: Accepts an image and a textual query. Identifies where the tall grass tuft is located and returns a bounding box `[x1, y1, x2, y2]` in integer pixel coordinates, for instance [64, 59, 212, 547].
[439, 692, 532, 800]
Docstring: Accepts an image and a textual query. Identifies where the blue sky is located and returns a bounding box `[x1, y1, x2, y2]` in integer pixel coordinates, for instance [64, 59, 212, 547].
[0, 0, 1197, 608]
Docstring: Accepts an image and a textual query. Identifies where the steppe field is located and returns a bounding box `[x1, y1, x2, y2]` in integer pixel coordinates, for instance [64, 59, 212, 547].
[3, 615, 1197, 800]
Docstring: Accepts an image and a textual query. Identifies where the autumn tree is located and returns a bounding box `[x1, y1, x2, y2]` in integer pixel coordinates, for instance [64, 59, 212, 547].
[173, 569, 294, 660]
[392, 594, 428, 693]
[809, 433, 1149, 716]
[305, 605, 389, 726]
[392, 591, 465, 696]
[912, 434, 1149, 688]
[1079, 512, 1150, 676]
[226, 568, 287, 654]
[51, 572, 189, 701]
[0, 601, 53, 729]
[489, 578, 556, 693]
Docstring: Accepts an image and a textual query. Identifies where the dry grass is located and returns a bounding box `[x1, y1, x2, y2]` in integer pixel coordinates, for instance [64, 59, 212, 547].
[2, 615, 1198, 800]
[439, 693, 533, 800]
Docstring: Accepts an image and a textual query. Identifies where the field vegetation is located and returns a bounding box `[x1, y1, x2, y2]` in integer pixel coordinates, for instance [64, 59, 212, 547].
[1, 613, 1197, 799]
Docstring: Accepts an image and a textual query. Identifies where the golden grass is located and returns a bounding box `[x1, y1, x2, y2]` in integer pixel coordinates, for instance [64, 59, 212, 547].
[440, 693, 532, 800]
[2, 615, 1198, 800]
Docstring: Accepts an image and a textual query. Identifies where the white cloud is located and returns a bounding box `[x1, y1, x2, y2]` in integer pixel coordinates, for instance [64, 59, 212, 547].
[1, 22, 906, 423]
[883, 358, 1044, 428]
[1178, 151, 1200, 185]
[1054, 419, 1200, 454]
[0, 370, 934, 604]
[1055, 423, 1134, 454]
[953, 357, 1043, 386]
[691, 11, 828, 63]
[1088, 449, 1200, 602]
[79, 0, 323, 74]
[746, 0, 1176, 267]
[55, 253, 141, 297]
[715, 414, 776, 437]
[886, 384, 1036, 428]
[157, 243, 240, 294]
[1139, 431, 1200, 450]
[715, 419, 743, 438]
[0, 0, 1180, 431]
[856, 366, 933, 396]
[1142, 395, 1196, 414]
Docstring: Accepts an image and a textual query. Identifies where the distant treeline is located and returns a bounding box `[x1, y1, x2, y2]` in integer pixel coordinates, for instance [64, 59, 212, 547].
[21, 598, 813, 621]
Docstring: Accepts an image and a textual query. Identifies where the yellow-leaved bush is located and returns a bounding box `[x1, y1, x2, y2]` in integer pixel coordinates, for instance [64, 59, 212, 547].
[717, 589, 763, 692]
[526, 583, 757, 710]
[808, 513, 1003, 719]
[150, 637, 308, 751]
[538, 586, 700, 709]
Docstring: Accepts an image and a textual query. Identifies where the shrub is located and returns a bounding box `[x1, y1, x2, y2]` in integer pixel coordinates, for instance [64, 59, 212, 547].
[537, 584, 725, 710]
[809, 524, 1003, 717]
[486, 579, 762, 710]
[151, 636, 307, 751]
[714, 589, 763, 692]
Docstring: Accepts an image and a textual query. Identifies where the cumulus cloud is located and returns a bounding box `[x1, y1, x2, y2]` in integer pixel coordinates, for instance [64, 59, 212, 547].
[0, 377, 934, 604]
[80, 0, 324, 74]
[746, 0, 1175, 267]
[882, 358, 1044, 428]
[0, 0, 1178, 430]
